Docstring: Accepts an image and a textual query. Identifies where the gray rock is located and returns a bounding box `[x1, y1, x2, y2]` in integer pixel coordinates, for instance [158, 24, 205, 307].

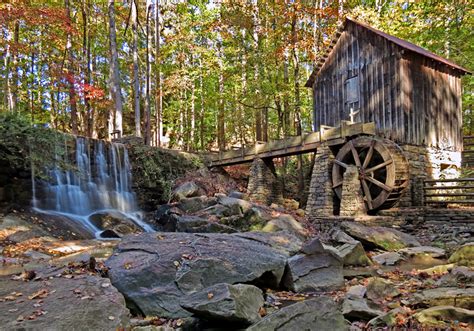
[106, 232, 287, 318]
[246, 297, 348, 331]
[367, 308, 408, 328]
[366, 277, 400, 302]
[342, 297, 383, 320]
[332, 242, 372, 266]
[341, 222, 420, 251]
[173, 182, 200, 200]
[0, 275, 130, 330]
[176, 215, 236, 233]
[413, 287, 474, 309]
[154, 205, 182, 231]
[301, 238, 325, 255]
[177, 196, 215, 213]
[414, 306, 474, 328]
[346, 285, 367, 299]
[282, 248, 344, 292]
[448, 243, 474, 266]
[262, 214, 307, 240]
[229, 191, 248, 200]
[436, 266, 474, 287]
[181, 283, 264, 325]
[398, 246, 446, 258]
[372, 252, 405, 266]
[217, 196, 253, 214]
[219, 207, 268, 232]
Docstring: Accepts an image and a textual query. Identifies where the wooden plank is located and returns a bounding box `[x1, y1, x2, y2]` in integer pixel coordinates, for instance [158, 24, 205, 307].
[424, 178, 474, 183]
[425, 193, 474, 197]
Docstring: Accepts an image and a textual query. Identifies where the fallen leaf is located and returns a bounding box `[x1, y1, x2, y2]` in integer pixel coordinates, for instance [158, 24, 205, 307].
[16, 315, 24, 322]
[73, 289, 81, 294]
[8, 308, 18, 312]
[28, 289, 49, 300]
[207, 292, 214, 299]
[173, 261, 180, 268]
[108, 316, 115, 320]
[101, 283, 110, 288]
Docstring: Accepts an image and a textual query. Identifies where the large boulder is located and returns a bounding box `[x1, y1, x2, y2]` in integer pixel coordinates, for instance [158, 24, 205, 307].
[105, 232, 287, 318]
[341, 222, 420, 251]
[372, 252, 404, 266]
[414, 306, 474, 328]
[247, 297, 348, 331]
[181, 283, 264, 325]
[413, 287, 474, 309]
[219, 207, 268, 232]
[153, 205, 182, 231]
[235, 231, 303, 256]
[172, 181, 200, 201]
[342, 297, 383, 320]
[262, 214, 307, 240]
[0, 275, 130, 330]
[398, 246, 446, 258]
[448, 243, 474, 266]
[89, 211, 142, 237]
[282, 239, 344, 292]
[216, 195, 253, 214]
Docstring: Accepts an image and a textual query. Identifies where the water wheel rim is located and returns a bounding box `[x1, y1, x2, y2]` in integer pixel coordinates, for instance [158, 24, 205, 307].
[332, 137, 396, 210]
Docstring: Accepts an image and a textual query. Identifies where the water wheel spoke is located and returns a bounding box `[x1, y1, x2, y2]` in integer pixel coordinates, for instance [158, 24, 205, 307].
[334, 159, 348, 169]
[365, 159, 393, 173]
[362, 140, 375, 169]
[365, 176, 392, 192]
[349, 140, 362, 167]
[361, 179, 373, 210]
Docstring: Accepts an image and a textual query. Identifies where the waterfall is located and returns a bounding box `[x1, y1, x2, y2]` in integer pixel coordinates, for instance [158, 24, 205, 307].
[33, 136, 152, 238]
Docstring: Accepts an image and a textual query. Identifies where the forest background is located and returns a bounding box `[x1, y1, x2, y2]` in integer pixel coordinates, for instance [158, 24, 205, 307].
[0, 1, 472, 191]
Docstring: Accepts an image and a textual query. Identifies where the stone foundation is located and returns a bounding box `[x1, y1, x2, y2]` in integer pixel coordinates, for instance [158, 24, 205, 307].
[306, 145, 335, 218]
[399, 144, 462, 207]
[340, 165, 366, 216]
[247, 158, 282, 204]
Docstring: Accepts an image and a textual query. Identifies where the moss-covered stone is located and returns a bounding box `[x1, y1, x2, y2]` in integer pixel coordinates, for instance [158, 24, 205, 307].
[448, 243, 474, 267]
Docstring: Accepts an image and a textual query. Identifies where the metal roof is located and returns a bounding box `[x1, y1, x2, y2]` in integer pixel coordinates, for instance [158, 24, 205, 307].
[305, 17, 471, 88]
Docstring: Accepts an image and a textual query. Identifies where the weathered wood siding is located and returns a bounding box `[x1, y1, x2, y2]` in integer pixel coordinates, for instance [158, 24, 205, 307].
[312, 21, 463, 151]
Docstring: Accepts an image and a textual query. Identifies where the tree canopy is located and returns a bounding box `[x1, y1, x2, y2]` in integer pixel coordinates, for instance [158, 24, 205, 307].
[0, 0, 472, 149]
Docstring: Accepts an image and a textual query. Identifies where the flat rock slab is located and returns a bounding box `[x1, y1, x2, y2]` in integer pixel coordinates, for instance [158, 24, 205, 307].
[413, 287, 474, 310]
[414, 305, 474, 328]
[372, 252, 404, 266]
[0, 275, 130, 331]
[181, 283, 264, 325]
[106, 232, 287, 318]
[398, 246, 446, 258]
[247, 297, 348, 331]
[341, 222, 420, 251]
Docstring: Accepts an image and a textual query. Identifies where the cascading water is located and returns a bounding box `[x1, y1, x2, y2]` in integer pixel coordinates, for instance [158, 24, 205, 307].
[32, 136, 152, 238]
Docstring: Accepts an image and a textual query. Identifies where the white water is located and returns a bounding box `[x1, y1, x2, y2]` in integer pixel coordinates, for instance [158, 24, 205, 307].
[32, 136, 153, 238]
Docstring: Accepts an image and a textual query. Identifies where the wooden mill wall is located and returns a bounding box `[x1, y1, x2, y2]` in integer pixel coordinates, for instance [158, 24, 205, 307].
[312, 21, 463, 151]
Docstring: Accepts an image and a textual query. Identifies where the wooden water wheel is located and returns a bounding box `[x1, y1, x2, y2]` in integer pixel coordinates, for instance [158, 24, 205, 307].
[332, 136, 409, 211]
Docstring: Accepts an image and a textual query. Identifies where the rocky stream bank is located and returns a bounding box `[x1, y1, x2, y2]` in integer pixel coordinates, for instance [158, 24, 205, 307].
[0, 177, 473, 330]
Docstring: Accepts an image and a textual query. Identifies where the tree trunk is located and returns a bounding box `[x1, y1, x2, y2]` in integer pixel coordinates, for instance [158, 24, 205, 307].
[65, 0, 78, 134]
[155, 0, 163, 146]
[82, 0, 93, 137]
[4, 24, 12, 112]
[11, 21, 19, 112]
[108, 0, 123, 138]
[144, 1, 152, 145]
[217, 29, 225, 151]
[131, 0, 141, 137]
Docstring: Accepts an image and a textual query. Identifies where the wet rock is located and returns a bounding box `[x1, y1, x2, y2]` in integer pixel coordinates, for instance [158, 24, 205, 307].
[89, 211, 142, 237]
[372, 252, 404, 266]
[172, 181, 200, 201]
[341, 222, 420, 251]
[246, 297, 347, 331]
[282, 246, 344, 292]
[154, 205, 182, 231]
[398, 246, 446, 258]
[176, 215, 236, 233]
[342, 297, 383, 320]
[105, 232, 287, 318]
[413, 287, 474, 309]
[414, 306, 474, 328]
[262, 214, 307, 240]
[0, 275, 130, 330]
[448, 243, 474, 266]
[177, 196, 216, 213]
[366, 277, 400, 302]
[181, 283, 264, 325]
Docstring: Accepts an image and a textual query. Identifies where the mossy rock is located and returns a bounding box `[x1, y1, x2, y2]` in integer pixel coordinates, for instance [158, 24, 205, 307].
[448, 243, 474, 267]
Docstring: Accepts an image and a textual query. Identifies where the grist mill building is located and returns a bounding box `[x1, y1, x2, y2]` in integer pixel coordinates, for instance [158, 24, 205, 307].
[304, 17, 470, 216]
